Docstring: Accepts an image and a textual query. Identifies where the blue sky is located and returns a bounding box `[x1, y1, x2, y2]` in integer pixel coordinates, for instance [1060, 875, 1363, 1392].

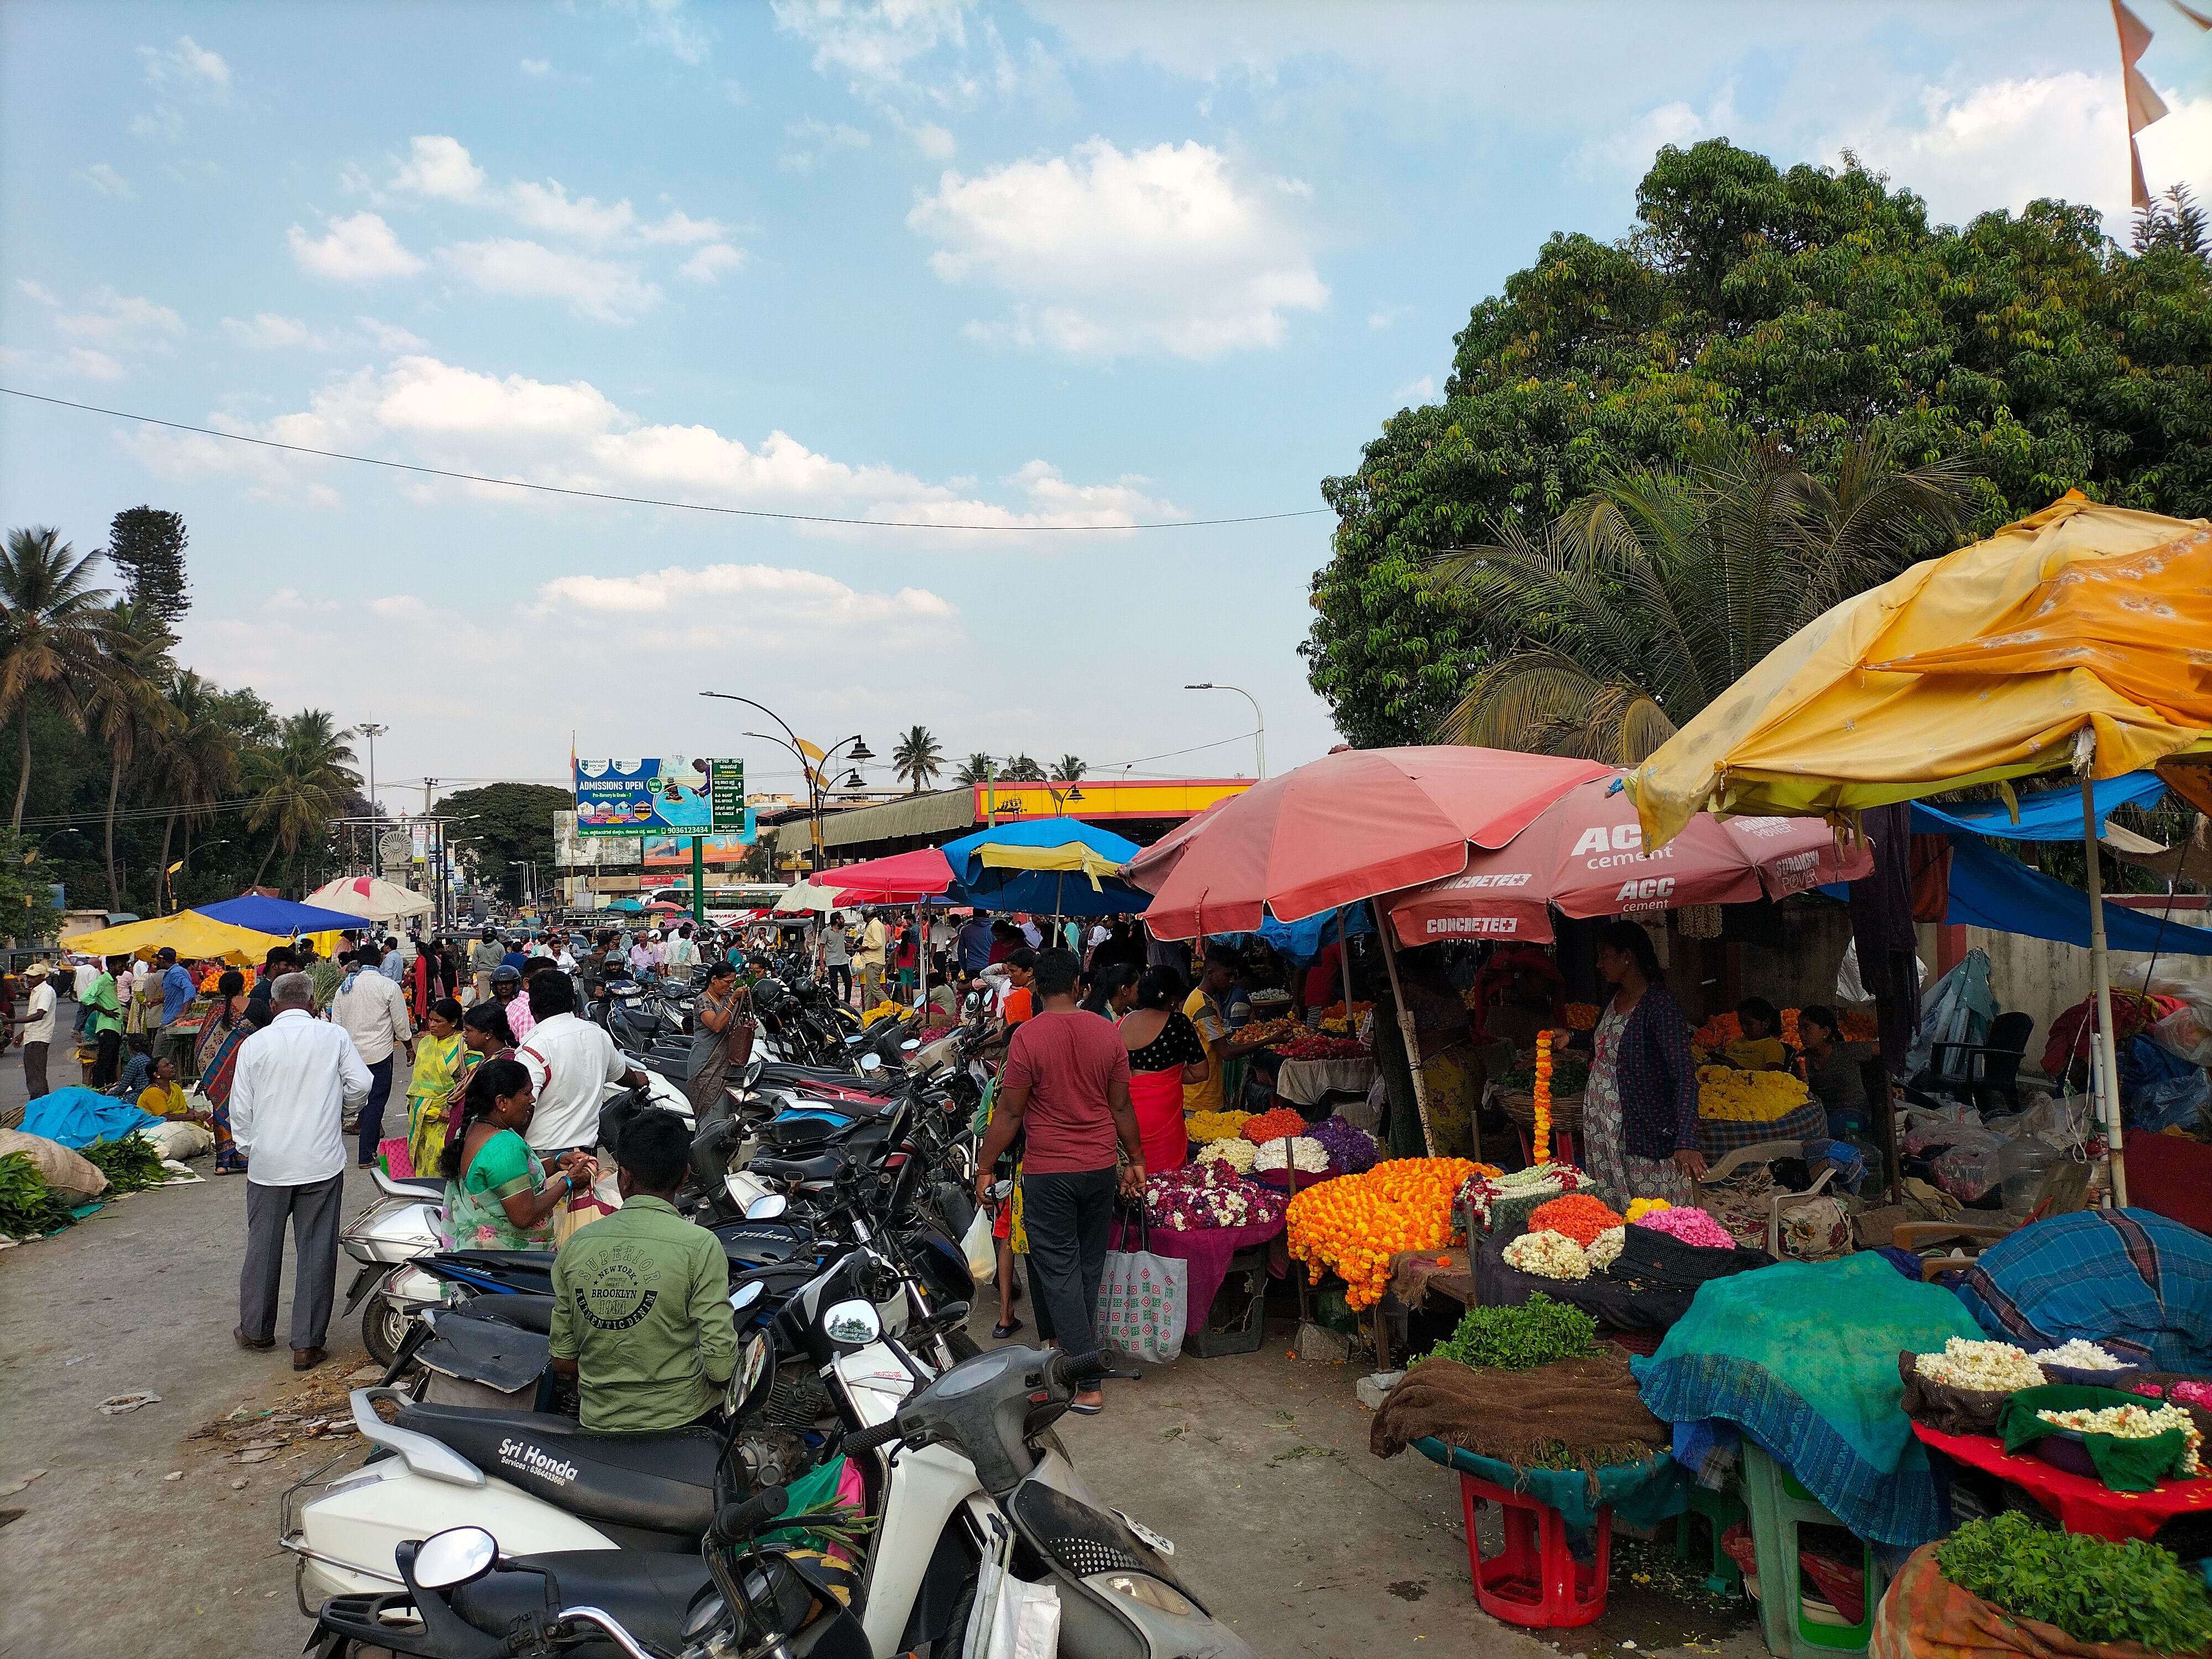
[2, 0, 2207, 809]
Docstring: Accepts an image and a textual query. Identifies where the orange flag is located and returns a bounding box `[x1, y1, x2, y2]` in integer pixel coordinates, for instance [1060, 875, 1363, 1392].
[2112, 0, 2171, 206]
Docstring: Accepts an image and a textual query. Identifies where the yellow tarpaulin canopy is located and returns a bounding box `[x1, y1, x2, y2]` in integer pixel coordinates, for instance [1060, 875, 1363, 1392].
[1632, 494, 2212, 851]
[975, 842, 1126, 889]
[64, 910, 287, 966]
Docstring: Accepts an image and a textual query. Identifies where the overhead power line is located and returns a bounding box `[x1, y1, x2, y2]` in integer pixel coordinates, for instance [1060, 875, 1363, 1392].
[1, 386, 1331, 533]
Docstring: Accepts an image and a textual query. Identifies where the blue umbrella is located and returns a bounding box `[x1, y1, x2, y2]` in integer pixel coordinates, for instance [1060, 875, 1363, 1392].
[199, 894, 379, 935]
[941, 818, 1151, 918]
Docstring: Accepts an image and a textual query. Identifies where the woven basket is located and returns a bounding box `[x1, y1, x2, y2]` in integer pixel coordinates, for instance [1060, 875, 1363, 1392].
[1497, 1088, 1586, 1134]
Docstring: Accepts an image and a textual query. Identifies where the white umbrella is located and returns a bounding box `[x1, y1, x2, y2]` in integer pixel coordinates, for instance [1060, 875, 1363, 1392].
[772, 881, 843, 914]
[305, 874, 435, 922]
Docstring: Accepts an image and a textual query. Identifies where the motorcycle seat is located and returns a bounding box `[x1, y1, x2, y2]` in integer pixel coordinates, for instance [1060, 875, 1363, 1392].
[757, 1062, 893, 1093]
[451, 1550, 713, 1653]
[453, 1292, 556, 1334]
[393, 1400, 721, 1535]
[442, 1248, 557, 1273]
[748, 1150, 847, 1185]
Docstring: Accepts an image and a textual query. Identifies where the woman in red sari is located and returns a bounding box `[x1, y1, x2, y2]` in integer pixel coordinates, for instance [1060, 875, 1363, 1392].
[1115, 966, 1210, 1176]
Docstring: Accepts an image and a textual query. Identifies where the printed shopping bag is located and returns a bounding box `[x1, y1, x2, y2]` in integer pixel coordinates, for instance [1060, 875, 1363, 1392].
[1095, 1205, 1186, 1364]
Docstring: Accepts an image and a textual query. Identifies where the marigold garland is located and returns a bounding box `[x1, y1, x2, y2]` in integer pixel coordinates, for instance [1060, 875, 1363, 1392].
[1285, 1157, 1485, 1311]
[1532, 1029, 1553, 1164]
[1563, 1001, 1600, 1032]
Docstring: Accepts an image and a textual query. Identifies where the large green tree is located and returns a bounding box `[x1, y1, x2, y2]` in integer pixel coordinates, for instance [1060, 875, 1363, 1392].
[1307, 140, 2212, 747]
[443, 782, 571, 900]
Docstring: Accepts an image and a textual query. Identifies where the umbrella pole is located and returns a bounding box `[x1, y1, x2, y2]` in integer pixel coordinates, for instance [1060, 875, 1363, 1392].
[1338, 906, 1355, 1016]
[1371, 902, 1436, 1156]
[2080, 776, 2130, 1208]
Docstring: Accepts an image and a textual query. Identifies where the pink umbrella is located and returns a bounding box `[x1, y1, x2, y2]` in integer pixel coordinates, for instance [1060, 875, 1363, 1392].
[1124, 746, 1614, 939]
[1380, 774, 1873, 945]
[820, 847, 955, 902]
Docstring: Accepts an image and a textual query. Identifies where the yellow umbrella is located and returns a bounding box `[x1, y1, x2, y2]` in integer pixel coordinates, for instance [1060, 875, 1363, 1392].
[1632, 492, 2212, 1206]
[64, 910, 287, 966]
[975, 842, 1126, 889]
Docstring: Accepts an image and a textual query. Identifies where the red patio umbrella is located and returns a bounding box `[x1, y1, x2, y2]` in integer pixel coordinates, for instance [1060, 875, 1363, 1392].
[819, 846, 956, 901]
[1380, 773, 1873, 945]
[1124, 746, 1613, 940]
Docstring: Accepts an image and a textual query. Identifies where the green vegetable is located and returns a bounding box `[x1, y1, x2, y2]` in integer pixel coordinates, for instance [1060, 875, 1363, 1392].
[1501, 1050, 1590, 1094]
[0, 1151, 76, 1238]
[82, 1134, 168, 1195]
[1936, 1514, 2212, 1655]
[1422, 1293, 1599, 1371]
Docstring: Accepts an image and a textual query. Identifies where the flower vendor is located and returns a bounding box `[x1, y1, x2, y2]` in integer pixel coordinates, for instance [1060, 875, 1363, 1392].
[1724, 996, 1788, 1071]
[1798, 1004, 1876, 1139]
[1582, 920, 1704, 1204]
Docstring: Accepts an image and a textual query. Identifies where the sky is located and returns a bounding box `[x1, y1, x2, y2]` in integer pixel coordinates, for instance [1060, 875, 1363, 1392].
[2, 0, 2208, 814]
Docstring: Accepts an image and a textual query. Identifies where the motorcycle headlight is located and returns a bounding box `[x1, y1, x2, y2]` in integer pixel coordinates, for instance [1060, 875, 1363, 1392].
[1097, 1573, 1196, 1617]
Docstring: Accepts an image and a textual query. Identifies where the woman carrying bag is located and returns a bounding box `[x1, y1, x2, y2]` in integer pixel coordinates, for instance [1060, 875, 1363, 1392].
[686, 959, 755, 1115]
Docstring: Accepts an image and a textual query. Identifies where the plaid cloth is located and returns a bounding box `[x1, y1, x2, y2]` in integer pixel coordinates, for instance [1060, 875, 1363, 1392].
[1956, 1207, 2212, 1373]
[1696, 1097, 1827, 1157]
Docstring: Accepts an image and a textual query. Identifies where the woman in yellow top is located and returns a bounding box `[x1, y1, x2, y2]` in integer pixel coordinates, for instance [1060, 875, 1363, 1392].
[136, 1055, 191, 1119]
[405, 998, 469, 1179]
[1723, 998, 1789, 1071]
[1182, 946, 1271, 1118]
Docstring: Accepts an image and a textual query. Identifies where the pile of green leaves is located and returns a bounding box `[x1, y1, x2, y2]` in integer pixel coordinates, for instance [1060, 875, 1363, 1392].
[1424, 1293, 1599, 1371]
[82, 1134, 168, 1194]
[1936, 1514, 2212, 1655]
[0, 1151, 76, 1238]
[1500, 1050, 1590, 1095]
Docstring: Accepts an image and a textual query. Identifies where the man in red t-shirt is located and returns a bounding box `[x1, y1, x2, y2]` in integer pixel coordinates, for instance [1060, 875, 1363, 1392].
[975, 947, 1141, 1411]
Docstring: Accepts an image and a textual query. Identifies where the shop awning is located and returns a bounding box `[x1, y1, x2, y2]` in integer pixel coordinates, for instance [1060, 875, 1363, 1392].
[819, 847, 955, 901]
[1908, 773, 2170, 841]
[199, 894, 377, 935]
[64, 910, 286, 964]
[1938, 833, 2212, 956]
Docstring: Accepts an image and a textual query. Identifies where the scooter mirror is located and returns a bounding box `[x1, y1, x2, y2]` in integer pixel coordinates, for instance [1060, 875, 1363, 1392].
[413, 1526, 499, 1590]
[822, 1298, 883, 1348]
[729, 1280, 765, 1313]
[900, 1038, 922, 1053]
[744, 1193, 789, 1220]
[858, 1052, 884, 1074]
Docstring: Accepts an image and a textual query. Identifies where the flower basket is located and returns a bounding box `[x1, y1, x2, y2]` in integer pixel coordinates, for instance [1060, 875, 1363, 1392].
[1498, 1089, 1585, 1134]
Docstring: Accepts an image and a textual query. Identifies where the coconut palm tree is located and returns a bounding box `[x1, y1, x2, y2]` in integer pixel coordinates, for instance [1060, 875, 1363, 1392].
[1433, 433, 1978, 763]
[0, 526, 122, 829]
[146, 670, 242, 906]
[87, 601, 177, 909]
[890, 725, 945, 794]
[1053, 754, 1087, 782]
[1007, 754, 1046, 782]
[955, 753, 994, 786]
[247, 709, 358, 892]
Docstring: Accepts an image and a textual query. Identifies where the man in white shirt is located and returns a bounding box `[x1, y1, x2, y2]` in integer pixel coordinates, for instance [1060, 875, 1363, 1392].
[665, 923, 700, 972]
[1018, 918, 1044, 949]
[376, 939, 407, 985]
[513, 972, 648, 1160]
[855, 909, 890, 1007]
[11, 962, 58, 1100]
[330, 945, 414, 1168]
[231, 974, 371, 1368]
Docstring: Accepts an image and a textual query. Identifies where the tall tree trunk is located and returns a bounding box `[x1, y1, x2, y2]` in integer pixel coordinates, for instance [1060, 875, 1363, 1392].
[249, 835, 277, 889]
[154, 810, 176, 914]
[105, 764, 122, 911]
[12, 707, 30, 832]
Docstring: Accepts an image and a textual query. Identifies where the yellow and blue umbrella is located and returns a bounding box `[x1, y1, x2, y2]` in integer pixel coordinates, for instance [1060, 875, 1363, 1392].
[942, 819, 1149, 917]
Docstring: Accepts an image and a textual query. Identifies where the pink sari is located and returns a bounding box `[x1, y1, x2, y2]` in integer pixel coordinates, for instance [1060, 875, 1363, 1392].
[1128, 1065, 1188, 1175]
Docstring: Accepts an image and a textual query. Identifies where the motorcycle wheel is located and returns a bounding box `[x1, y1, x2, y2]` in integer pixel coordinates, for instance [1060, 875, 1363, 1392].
[935, 1578, 977, 1659]
[359, 1292, 409, 1368]
[941, 1327, 982, 1363]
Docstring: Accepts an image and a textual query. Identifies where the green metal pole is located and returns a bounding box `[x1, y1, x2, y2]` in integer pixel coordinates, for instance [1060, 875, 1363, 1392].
[690, 835, 706, 930]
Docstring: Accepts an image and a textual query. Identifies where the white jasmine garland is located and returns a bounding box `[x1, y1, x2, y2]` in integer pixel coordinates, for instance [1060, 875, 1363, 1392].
[1913, 1337, 2046, 1393]
[1584, 1227, 1626, 1272]
[2029, 1339, 2125, 1371]
[1501, 1229, 1590, 1281]
[1253, 1136, 1329, 1173]
[2036, 1402, 2202, 1474]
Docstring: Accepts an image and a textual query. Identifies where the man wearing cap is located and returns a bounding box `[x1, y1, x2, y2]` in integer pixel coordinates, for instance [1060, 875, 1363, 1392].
[492, 962, 536, 1040]
[9, 962, 58, 1101]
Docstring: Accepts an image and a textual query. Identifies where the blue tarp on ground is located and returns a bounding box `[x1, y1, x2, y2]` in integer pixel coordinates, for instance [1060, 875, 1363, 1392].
[198, 895, 374, 935]
[19, 1087, 161, 1150]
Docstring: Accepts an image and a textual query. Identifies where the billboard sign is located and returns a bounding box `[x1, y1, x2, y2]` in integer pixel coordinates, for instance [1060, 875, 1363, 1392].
[641, 825, 757, 867]
[573, 757, 750, 837]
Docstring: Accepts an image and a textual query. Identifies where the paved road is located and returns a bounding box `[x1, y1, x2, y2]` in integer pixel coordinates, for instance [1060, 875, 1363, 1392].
[0, 1031, 1759, 1659]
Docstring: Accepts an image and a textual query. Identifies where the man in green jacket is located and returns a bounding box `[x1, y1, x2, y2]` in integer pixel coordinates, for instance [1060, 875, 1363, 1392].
[550, 1110, 734, 1431]
[84, 956, 126, 1087]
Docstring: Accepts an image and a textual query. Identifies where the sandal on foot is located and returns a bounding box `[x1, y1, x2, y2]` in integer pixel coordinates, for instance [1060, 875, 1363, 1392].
[991, 1318, 1024, 1339]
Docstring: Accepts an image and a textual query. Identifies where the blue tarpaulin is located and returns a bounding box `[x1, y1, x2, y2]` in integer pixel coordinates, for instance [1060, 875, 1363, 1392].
[1938, 833, 2212, 956]
[199, 895, 373, 935]
[19, 1087, 161, 1150]
[1908, 773, 2169, 842]
[1218, 904, 1375, 965]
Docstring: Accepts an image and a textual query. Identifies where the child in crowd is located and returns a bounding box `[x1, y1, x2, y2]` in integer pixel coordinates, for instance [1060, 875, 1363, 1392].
[1725, 997, 1788, 1071]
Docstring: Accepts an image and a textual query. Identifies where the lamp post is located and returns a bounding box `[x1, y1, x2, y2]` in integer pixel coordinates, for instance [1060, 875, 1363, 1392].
[358, 723, 388, 857]
[700, 691, 869, 875]
[1184, 684, 1265, 779]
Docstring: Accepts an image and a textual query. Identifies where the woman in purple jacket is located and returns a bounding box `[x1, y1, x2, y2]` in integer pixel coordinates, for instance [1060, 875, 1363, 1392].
[1582, 920, 1707, 1203]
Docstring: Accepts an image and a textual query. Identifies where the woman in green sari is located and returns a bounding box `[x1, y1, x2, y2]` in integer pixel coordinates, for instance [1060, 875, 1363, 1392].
[437, 1056, 598, 1250]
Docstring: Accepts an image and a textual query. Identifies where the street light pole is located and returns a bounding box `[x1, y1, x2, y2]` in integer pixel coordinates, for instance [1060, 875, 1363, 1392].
[1185, 684, 1266, 779]
[358, 722, 388, 862]
[703, 692, 821, 872]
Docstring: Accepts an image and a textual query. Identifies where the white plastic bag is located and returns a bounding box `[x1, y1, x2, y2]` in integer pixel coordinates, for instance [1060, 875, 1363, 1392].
[962, 1208, 997, 1284]
[985, 1577, 1060, 1659]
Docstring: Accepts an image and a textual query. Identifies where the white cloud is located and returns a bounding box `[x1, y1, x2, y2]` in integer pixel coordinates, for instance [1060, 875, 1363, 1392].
[772, 0, 970, 97]
[678, 243, 746, 283]
[886, 109, 956, 159]
[531, 563, 958, 645]
[1832, 73, 2212, 231]
[129, 105, 187, 144]
[54, 287, 184, 346]
[909, 137, 1328, 360]
[780, 117, 872, 171]
[438, 239, 661, 323]
[638, 210, 730, 246]
[391, 134, 486, 201]
[1572, 85, 1738, 180]
[1368, 304, 1410, 330]
[139, 34, 231, 89]
[610, 0, 712, 65]
[288, 212, 427, 281]
[356, 316, 430, 351]
[123, 352, 1183, 540]
[507, 179, 637, 245]
[64, 348, 127, 382]
[224, 312, 315, 348]
[520, 57, 551, 76]
[17, 279, 59, 307]
[75, 163, 135, 200]
[1390, 374, 1435, 406]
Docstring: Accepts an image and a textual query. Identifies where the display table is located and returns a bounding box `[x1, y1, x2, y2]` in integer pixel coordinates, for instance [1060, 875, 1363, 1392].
[1910, 1421, 2212, 1542]
[1110, 1215, 1286, 1324]
[1274, 1056, 1378, 1107]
